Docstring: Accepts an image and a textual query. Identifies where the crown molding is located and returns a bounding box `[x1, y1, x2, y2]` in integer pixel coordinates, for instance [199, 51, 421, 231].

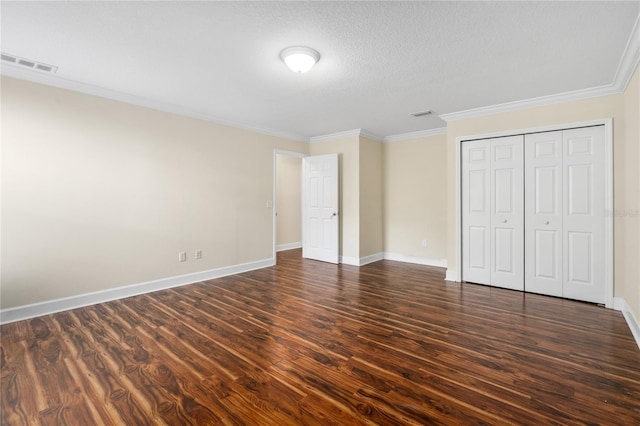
[383, 127, 447, 142]
[359, 129, 384, 142]
[439, 84, 619, 123]
[309, 129, 361, 143]
[612, 13, 640, 92]
[0, 65, 309, 143]
[440, 14, 640, 123]
[5, 12, 637, 141]
[309, 128, 383, 143]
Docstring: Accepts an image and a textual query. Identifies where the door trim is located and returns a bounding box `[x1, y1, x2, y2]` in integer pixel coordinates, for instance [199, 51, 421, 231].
[273, 150, 307, 261]
[454, 118, 613, 308]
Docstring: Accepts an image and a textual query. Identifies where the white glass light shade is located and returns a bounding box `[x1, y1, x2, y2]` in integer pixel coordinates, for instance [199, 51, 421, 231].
[280, 46, 320, 73]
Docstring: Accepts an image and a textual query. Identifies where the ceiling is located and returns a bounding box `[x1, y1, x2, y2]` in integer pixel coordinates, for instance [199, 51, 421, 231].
[1, 1, 639, 141]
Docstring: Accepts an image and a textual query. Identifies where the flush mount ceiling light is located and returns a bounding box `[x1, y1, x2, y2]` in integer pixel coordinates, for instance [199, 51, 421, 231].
[280, 46, 320, 73]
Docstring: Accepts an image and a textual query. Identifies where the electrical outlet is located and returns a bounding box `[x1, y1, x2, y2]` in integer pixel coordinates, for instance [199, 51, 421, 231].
[195, 250, 202, 260]
[179, 251, 186, 262]
[422, 239, 428, 248]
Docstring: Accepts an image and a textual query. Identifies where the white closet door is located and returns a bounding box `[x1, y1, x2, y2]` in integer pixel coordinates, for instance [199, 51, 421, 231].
[525, 131, 563, 297]
[462, 140, 491, 285]
[562, 126, 605, 304]
[462, 125, 607, 304]
[490, 136, 524, 290]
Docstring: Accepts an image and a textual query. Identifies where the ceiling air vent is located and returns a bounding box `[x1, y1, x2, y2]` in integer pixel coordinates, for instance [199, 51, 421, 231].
[410, 110, 433, 117]
[1, 52, 58, 74]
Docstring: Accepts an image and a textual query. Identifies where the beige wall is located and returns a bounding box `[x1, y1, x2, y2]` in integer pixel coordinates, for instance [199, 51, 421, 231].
[446, 74, 639, 321]
[621, 67, 640, 320]
[383, 133, 448, 263]
[4, 70, 637, 319]
[359, 137, 383, 257]
[1, 77, 308, 309]
[309, 135, 360, 259]
[276, 154, 302, 247]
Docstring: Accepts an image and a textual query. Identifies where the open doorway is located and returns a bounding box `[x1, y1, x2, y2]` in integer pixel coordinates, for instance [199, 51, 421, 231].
[274, 151, 304, 261]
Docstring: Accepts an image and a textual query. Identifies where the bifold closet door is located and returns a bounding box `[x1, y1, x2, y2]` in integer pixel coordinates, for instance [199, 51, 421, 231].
[462, 136, 524, 290]
[490, 136, 524, 291]
[525, 126, 606, 304]
[462, 140, 491, 285]
[525, 131, 563, 297]
[562, 126, 605, 304]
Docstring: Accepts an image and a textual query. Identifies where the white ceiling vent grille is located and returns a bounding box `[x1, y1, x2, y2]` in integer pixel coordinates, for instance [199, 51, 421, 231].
[410, 110, 433, 117]
[1, 52, 58, 73]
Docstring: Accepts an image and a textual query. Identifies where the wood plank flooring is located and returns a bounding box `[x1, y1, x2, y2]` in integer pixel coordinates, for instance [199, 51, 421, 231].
[2, 248, 640, 425]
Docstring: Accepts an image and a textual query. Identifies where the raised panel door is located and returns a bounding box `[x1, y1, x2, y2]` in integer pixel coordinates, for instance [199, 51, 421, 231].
[525, 131, 563, 297]
[462, 140, 491, 285]
[303, 154, 339, 264]
[562, 126, 605, 303]
[490, 136, 524, 290]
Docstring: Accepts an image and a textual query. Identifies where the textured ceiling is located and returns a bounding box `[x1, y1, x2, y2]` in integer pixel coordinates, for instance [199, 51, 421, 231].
[1, 1, 639, 140]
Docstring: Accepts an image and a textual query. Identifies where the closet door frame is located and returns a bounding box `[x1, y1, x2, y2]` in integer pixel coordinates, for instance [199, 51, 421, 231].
[453, 118, 613, 308]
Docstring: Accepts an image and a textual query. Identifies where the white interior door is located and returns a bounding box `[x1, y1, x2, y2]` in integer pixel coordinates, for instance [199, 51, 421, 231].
[490, 136, 524, 290]
[462, 140, 491, 285]
[302, 154, 339, 264]
[525, 131, 563, 297]
[562, 126, 605, 303]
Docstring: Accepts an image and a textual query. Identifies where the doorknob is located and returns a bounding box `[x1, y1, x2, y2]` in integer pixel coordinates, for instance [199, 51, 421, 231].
[332, 212, 337, 217]
[544, 221, 550, 225]
[503, 219, 507, 223]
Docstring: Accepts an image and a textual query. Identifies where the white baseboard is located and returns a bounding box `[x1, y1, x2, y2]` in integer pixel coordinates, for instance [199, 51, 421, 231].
[360, 252, 385, 266]
[383, 252, 448, 268]
[340, 253, 384, 266]
[276, 242, 302, 252]
[445, 269, 458, 282]
[342, 252, 448, 268]
[0, 257, 275, 325]
[613, 297, 640, 349]
[340, 256, 361, 266]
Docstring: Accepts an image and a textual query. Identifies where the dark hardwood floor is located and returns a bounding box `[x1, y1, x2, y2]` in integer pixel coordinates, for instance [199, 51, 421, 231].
[2, 249, 640, 425]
